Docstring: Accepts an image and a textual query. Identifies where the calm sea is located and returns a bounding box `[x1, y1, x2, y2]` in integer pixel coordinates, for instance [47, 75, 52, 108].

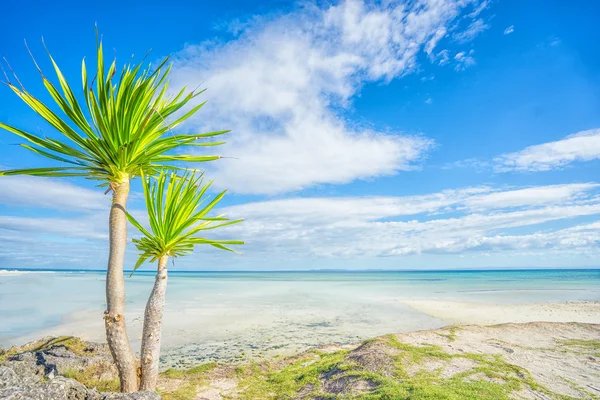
[1, 269, 599, 351]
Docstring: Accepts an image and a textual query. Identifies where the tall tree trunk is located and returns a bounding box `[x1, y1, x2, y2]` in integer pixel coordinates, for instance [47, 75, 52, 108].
[139, 255, 169, 391]
[105, 180, 138, 392]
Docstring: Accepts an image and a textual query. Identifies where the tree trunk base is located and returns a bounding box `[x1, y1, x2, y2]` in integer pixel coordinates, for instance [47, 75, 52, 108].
[139, 256, 169, 391]
[105, 312, 139, 392]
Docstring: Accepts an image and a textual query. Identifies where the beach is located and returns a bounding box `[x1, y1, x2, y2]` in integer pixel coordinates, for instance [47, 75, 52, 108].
[1, 269, 599, 368]
[2, 269, 600, 399]
[403, 300, 600, 325]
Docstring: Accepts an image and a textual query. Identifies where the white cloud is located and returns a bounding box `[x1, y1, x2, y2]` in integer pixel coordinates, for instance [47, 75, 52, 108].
[463, 184, 599, 210]
[225, 183, 599, 222]
[495, 128, 600, 172]
[467, 0, 489, 18]
[1, 182, 599, 268]
[425, 97, 433, 104]
[550, 37, 562, 46]
[454, 50, 476, 71]
[0, 176, 107, 211]
[221, 183, 600, 258]
[453, 18, 489, 43]
[0, 211, 142, 269]
[225, 186, 490, 223]
[442, 157, 490, 171]
[168, 0, 488, 194]
[436, 49, 451, 65]
[0, 214, 107, 240]
[0, 238, 100, 268]
[503, 25, 514, 35]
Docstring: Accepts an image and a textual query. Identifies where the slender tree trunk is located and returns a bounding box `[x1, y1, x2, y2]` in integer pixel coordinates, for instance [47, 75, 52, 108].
[139, 255, 169, 391]
[104, 180, 138, 392]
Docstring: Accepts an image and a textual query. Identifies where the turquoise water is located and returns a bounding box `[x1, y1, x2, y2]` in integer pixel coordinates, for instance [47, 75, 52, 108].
[1, 269, 599, 351]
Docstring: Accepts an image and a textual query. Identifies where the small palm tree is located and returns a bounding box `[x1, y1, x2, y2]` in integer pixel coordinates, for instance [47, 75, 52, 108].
[126, 170, 243, 391]
[0, 37, 226, 391]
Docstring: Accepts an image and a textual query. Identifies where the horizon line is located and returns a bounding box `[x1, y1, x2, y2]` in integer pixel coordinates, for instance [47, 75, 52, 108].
[2, 267, 600, 273]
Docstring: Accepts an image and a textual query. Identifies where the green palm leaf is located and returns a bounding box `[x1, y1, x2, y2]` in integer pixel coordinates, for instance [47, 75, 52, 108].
[0, 38, 226, 185]
[126, 170, 243, 273]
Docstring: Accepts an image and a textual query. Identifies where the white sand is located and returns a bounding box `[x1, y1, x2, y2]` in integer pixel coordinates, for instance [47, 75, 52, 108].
[402, 300, 600, 325]
[14, 299, 440, 367]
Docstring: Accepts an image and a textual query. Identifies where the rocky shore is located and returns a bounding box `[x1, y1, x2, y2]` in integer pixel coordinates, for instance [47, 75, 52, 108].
[0, 337, 159, 399]
[1, 322, 599, 399]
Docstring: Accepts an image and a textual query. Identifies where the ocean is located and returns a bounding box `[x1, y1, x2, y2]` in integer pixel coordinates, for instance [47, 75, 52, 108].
[1, 269, 599, 364]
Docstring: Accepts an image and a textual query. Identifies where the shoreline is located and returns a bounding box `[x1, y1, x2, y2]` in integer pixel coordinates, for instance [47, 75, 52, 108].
[4, 268, 600, 273]
[3, 268, 598, 355]
[6, 300, 599, 369]
[402, 299, 600, 325]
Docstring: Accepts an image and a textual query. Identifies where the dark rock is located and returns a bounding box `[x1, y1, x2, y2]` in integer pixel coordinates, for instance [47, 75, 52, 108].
[5, 352, 46, 378]
[45, 347, 78, 359]
[0, 337, 160, 399]
[0, 365, 91, 399]
[0, 363, 161, 399]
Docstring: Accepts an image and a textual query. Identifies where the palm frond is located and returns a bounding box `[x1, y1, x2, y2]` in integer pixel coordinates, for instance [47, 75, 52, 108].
[126, 170, 243, 273]
[0, 36, 226, 183]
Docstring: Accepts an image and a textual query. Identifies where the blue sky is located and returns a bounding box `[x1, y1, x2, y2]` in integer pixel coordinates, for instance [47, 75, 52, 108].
[1, 0, 599, 270]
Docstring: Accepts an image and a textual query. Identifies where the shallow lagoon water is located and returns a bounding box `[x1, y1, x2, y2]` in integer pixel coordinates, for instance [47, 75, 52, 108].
[1, 269, 599, 366]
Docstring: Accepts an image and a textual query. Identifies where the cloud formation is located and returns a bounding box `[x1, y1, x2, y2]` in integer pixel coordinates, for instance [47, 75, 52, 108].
[495, 129, 600, 172]
[0, 215, 107, 240]
[6, 1, 597, 270]
[1, 180, 598, 268]
[221, 183, 600, 259]
[0, 176, 107, 211]
[169, 0, 491, 194]
[454, 50, 476, 71]
[453, 18, 489, 43]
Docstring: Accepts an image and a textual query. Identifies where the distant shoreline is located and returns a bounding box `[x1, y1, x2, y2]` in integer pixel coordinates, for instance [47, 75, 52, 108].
[2, 267, 600, 274]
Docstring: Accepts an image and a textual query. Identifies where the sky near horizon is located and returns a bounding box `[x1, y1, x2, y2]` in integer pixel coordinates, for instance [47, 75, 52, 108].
[0, 0, 599, 270]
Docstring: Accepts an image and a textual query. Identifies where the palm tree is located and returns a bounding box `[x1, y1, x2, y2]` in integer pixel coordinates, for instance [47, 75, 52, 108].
[126, 170, 242, 391]
[0, 37, 226, 392]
